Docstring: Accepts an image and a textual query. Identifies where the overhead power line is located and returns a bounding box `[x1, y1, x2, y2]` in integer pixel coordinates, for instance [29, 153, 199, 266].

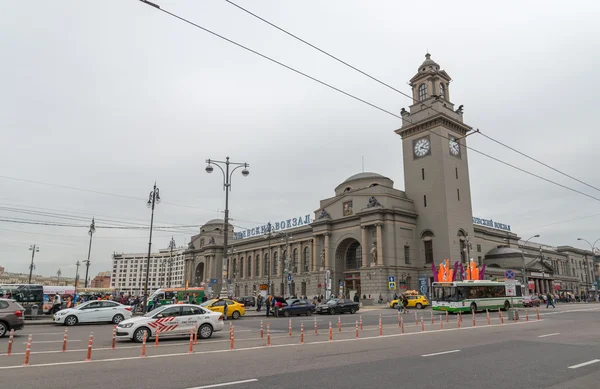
[138, 1, 600, 205]
[223, 0, 600, 195]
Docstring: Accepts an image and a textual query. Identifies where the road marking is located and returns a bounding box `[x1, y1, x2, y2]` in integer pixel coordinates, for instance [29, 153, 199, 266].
[23, 332, 65, 336]
[22, 340, 81, 344]
[568, 359, 600, 369]
[0, 319, 543, 369]
[421, 349, 461, 357]
[537, 333, 560, 338]
[185, 379, 258, 388]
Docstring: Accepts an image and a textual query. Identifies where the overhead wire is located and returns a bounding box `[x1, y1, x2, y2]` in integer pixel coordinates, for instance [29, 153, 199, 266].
[138, 1, 600, 205]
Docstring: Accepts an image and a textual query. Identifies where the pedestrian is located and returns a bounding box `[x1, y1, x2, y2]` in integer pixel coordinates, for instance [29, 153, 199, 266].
[402, 295, 409, 314]
[257, 295, 262, 312]
[393, 292, 398, 301]
[273, 296, 280, 317]
[353, 293, 359, 303]
[266, 295, 271, 317]
[378, 293, 383, 304]
[546, 292, 555, 309]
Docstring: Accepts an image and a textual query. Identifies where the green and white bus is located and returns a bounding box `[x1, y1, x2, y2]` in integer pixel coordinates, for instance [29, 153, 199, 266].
[431, 280, 523, 313]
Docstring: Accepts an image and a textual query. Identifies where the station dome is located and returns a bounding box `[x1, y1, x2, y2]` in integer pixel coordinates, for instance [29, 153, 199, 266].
[334, 172, 394, 196]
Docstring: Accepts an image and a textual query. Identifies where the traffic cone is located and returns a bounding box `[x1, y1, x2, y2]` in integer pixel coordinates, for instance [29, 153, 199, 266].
[300, 323, 304, 344]
[267, 322, 271, 347]
[155, 330, 160, 347]
[22, 334, 32, 366]
[355, 320, 359, 339]
[260, 320, 264, 339]
[289, 319, 293, 337]
[85, 332, 93, 362]
[188, 330, 193, 354]
[62, 328, 68, 352]
[112, 326, 117, 350]
[329, 321, 333, 341]
[401, 316, 404, 334]
[141, 333, 147, 358]
[193, 325, 198, 345]
[6, 329, 14, 356]
[338, 316, 342, 333]
[230, 325, 235, 350]
[421, 317, 424, 332]
[314, 317, 318, 335]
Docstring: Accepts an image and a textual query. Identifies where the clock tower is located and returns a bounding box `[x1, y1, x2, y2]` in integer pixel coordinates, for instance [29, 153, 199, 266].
[395, 53, 475, 268]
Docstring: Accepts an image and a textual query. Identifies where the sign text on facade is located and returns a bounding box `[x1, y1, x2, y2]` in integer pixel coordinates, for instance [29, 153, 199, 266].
[233, 215, 311, 240]
[473, 217, 511, 232]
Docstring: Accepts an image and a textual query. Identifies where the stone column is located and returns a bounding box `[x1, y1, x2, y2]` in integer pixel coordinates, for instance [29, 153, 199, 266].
[324, 233, 331, 269]
[259, 250, 264, 279]
[207, 256, 213, 281]
[376, 224, 383, 266]
[250, 252, 254, 280]
[361, 226, 368, 268]
[311, 238, 317, 272]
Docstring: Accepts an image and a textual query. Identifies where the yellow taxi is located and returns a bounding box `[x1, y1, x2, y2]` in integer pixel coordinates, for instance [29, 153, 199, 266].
[390, 294, 429, 310]
[201, 298, 246, 319]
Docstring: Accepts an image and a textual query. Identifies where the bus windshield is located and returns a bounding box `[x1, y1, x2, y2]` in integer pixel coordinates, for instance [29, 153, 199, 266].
[433, 286, 458, 302]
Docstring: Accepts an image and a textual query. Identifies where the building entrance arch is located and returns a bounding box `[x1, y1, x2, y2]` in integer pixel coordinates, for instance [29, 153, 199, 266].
[335, 238, 362, 298]
[194, 262, 204, 287]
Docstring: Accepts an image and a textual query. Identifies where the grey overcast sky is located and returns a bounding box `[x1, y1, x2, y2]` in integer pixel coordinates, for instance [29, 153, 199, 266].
[1, 0, 599, 279]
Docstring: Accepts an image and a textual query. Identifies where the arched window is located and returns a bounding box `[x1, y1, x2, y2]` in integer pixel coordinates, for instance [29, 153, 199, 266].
[421, 230, 434, 264]
[418, 83, 427, 101]
[439, 83, 445, 99]
[273, 252, 279, 275]
[264, 253, 269, 276]
[232, 259, 237, 276]
[292, 249, 298, 273]
[239, 257, 244, 278]
[247, 256, 252, 278]
[255, 254, 260, 278]
[345, 242, 362, 269]
[303, 247, 310, 273]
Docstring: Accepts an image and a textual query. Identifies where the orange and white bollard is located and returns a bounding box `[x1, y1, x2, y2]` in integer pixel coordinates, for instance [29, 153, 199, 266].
[141, 333, 147, 358]
[421, 317, 424, 332]
[62, 328, 68, 352]
[526, 310, 529, 322]
[457, 314, 461, 328]
[360, 315, 363, 331]
[440, 316, 443, 330]
[300, 323, 304, 344]
[193, 325, 198, 345]
[155, 330, 160, 347]
[314, 317, 318, 335]
[111, 326, 117, 350]
[459, 311, 463, 323]
[22, 334, 32, 366]
[329, 321, 333, 341]
[188, 330, 194, 354]
[498, 308, 502, 319]
[415, 312, 418, 326]
[230, 325, 235, 350]
[338, 316, 342, 333]
[289, 319, 293, 337]
[355, 320, 359, 339]
[260, 320, 264, 339]
[500, 311, 504, 325]
[536, 307, 540, 320]
[472, 313, 476, 327]
[267, 322, 271, 347]
[401, 316, 404, 334]
[85, 332, 93, 362]
[487, 310, 491, 326]
[431, 312, 434, 325]
[6, 329, 14, 356]
[379, 314, 383, 336]
[398, 312, 401, 327]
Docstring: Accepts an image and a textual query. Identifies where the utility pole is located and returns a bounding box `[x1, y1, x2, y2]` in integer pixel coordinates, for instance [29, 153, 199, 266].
[143, 183, 160, 313]
[264, 223, 275, 296]
[84, 218, 95, 287]
[168, 237, 176, 288]
[74, 261, 81, 296]
[28, 244, 39, 284]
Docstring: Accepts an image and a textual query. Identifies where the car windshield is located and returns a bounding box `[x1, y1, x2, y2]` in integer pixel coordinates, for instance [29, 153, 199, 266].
[75, 302, 91, 310]
[200, 299, 217, 307]
[143, 306, 163, 317]
[286, 299, 298, 306]
[326, 299, 339, 305]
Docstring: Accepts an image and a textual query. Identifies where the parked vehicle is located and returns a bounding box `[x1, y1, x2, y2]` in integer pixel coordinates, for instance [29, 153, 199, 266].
[116, 304, 223, 342]
[0, 298, 25, 337]
[390, 294, 429, 310]
[315, 298, 359, 315]
[0, 284, 43, 318]
[201, 299, 246, 319]
[279, 299, 315, 317]
[53, 300, 133, 326]
[236, 296, 256, 307]
[523, 295, 541, 307]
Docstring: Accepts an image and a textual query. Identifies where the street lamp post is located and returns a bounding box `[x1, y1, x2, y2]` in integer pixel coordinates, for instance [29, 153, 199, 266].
[84, 218, 96, 288]
[57, 269, 62, 286]
[27, 244, 39, 284]
[143, 183, 160, 313]
[520, 234, 540, 292]
[74, 261, 81, 296]
[205, 157, 249, 298]
[279, 232, 293, 297]
[577, 237, 600, 298]
[168, 237, 176, 289]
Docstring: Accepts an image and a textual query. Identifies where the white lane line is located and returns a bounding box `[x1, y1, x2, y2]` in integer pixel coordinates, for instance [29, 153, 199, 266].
[0, 319, 543, 369]
[568, 359, 600, 369]
[22, 340, 81, 344]
[537, 333, 560, 338]
[25, 332, 65, 336]
[185, 379, 258, 389]
[421, 349, 461, 357]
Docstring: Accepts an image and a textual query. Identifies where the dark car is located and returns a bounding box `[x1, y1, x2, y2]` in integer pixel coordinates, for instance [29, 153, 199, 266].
[279, 299, 315, 317]
[235, 296, 256, 307]
[315, 298, 359, 315]
[0, 298, 25, 337]
[523, 295, 540, 307]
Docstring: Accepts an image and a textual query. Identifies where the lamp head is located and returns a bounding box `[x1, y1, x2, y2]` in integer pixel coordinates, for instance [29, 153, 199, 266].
[241, 168, 249, 177]
[205, 164, 214, 173]
[534, 234, 540, 238]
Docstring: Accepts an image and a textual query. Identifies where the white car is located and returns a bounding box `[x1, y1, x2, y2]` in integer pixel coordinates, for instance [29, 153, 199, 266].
[53, 300, 133, 326]
[116, 304, 224, 343]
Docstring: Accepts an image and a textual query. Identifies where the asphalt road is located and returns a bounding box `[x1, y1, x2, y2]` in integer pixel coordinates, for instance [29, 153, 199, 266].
[1, 304, 598, 389]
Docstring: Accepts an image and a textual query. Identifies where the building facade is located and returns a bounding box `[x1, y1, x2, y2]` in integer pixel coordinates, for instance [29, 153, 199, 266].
[0, 270, 75, 286]
[90, 271, 111, 288]
[111, 246, 186, 295]
[174, 54, 597, 300]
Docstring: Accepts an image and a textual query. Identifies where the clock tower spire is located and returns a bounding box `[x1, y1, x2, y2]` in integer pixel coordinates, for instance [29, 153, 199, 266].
[395, 53, 475, 272]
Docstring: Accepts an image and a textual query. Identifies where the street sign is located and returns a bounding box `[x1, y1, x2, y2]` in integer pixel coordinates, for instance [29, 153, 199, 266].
[287, 274, 293, 282]
[505, 270, 515, 280]
[506, 284, 516, 296]
[211, 279, 218, 285]
[388, 282, 396, 290]
[505, 279, 516, 286]
[388, 276, 395, 283]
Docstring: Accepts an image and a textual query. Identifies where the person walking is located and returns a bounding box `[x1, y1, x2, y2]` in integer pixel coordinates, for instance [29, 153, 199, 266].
[223, 300, 229, 321]
[266, 295, 272, 317]
[256, 295, 262, 312]
[546, 292, 555, 308]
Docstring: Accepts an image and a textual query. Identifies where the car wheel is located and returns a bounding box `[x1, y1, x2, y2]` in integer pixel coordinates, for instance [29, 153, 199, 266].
[392, 303, 398, 309]
[416, 303, 423, 310]
[112, 314, 125, 325]
[198, 323, 213, 339]
[0, 321, 7, 338]
[504, 301, 511, 311]
[283, 310, 290, 317]
[133, 327, 150, 343]
[306, 309, 312, 316]
[232, 311, 241, 320]
[536, 302, 540, 307]
[470, 303, 477, 314]
[65, 315, 78, 326]
[329, 308, 335, 315]
[350, 307, 356, 314]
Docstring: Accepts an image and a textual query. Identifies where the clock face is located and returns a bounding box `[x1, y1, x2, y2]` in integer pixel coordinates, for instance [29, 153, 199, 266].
[449, 139, 460, 155]
[414, 138, 430, 157]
